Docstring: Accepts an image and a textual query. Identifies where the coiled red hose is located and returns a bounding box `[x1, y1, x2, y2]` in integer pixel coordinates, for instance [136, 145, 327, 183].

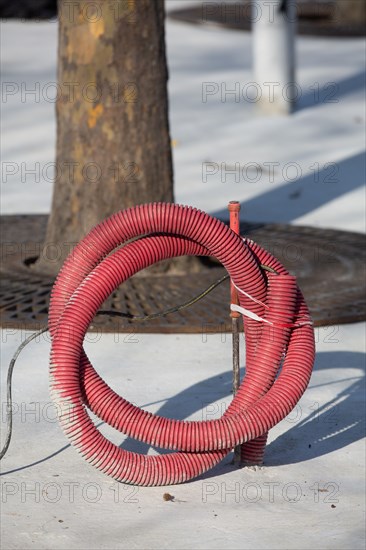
[49, 203, 315, 486]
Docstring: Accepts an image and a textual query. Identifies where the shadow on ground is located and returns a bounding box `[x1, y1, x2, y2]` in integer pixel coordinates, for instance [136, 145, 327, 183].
[297, 70, 366, 112]
[211, 151, 366, 224]
[119, 351, 365, 470]
[1, 351, 364, 478]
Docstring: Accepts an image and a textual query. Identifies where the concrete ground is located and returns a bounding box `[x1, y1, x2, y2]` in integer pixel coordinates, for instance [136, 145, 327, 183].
[1, 324, 365, 549]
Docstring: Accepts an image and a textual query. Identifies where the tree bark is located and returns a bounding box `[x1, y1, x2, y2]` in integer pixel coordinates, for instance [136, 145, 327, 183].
[36, 0, 175, 274]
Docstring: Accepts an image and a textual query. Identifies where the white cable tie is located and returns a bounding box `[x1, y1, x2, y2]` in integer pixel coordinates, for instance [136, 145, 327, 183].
[230, 304, 273, 325]
[231, 304, 314, 328]
[232, 281, 269, 309]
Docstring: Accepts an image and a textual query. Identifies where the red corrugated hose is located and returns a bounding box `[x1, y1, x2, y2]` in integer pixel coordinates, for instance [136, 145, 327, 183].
[49, 203, 315, 486]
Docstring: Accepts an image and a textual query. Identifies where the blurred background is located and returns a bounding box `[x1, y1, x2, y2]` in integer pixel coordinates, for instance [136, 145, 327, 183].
[1, 1, 365, 324]
[1, 0, 365, 237]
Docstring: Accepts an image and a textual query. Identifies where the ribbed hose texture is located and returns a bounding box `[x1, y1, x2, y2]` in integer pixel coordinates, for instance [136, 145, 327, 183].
[49, 203, 315, 486]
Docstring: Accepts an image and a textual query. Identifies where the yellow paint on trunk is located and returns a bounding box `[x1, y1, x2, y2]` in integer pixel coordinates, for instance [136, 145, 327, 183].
[88, 104, 104, 128]
[66, 15, 105, 65]
[70, 193, 80, 216]
[66, 26, 96, 64]
[102, 122, 115, 140]
[123, 89, 134, 122]
[89, 18, 105, 38]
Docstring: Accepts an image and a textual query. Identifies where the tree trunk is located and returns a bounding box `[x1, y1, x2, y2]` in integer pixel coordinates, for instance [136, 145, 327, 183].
[334, 0, 366, 24]
[36, 0, 175, 274]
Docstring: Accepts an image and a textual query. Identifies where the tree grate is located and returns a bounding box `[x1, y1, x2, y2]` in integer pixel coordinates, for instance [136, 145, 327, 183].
[1, 215, 365, 333]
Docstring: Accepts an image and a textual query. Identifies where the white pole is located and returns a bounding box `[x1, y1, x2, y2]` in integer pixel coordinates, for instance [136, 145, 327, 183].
[252, 0, 297, 115]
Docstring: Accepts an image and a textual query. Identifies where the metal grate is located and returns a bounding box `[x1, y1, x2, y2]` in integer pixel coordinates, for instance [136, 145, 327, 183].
[1, 215, 365, 332]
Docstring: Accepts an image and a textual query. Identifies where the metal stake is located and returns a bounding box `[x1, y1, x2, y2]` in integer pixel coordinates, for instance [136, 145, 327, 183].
[228, 201, 241, 465]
